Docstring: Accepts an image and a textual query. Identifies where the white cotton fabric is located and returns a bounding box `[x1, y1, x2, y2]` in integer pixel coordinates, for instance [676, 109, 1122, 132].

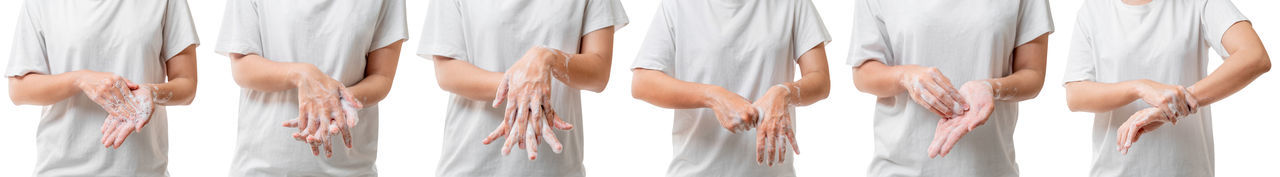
[214, 0, 407, 176]
[631, 0, 829, 176]
[4, 0, 199, 176]
[1063, 0, 1246, 176]
[417, 0, 627, 176]
[847, 0, 1053, 176]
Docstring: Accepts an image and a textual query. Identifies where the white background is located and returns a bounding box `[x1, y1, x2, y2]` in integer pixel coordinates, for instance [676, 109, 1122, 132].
[1, 0, 1276, 176]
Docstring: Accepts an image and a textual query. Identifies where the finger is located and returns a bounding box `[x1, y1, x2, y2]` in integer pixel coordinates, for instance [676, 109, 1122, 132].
[113, 125, 136, 149]
[324, 136, 334, 158]
[282, 119, 300, 128]
[342, 99, 361, 127]
[482, 120, 511, 145]
[1115, 122, 1129, 153]
[310, 142, 320, 156]
[1123, 123, 1142, 155]
[540, 121, 564, 153]
[927, 120, 948, 158]
[920, 80, 958, 116]
[930, 72, 968, 109]
[775, 130, 785, 165]
[756, 126, 766, 165]
[939, 125, 969, 157]
[340, 125, 353, 148]
[526, 97, 541, 160]
[492, 76, 510, 108]
[786, 118, 800, 155]
[762, 129, 773, 166]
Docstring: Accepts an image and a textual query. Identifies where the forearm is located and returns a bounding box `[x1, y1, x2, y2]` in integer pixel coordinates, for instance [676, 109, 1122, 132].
[144, 78, 196, 106]
[784, 71, 829, 106]
[346, 41, 401, 105]
[552, 51, 611, 93]
[991, 34, 1049, 101]
[553, 27, 616, 93]
[786, 44, 831, 106]
[852, 60, 906, 98]
[432, 56, 504, 101]
[229, 54, 310, 92]
[986, 69, 1044, 101]
[1064, 80, 1141, 112]
[8, 71, 86, 105]
[631, 69, 718, 109]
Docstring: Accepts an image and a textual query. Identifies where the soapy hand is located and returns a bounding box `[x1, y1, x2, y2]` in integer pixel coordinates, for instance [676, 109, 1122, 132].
[899, 65, 968, 119]
[482, 46, 575, 160]
[1132, 80, 1199, 118]
[753, 84, 799, 166]
[96, 84, 156, 149]
[928, 80, 994, 158]
[77, 71, 141, 121]
[282, 70, 364, 158]
[705, 86, 758, 133]
[1115, 107, 1177, 155]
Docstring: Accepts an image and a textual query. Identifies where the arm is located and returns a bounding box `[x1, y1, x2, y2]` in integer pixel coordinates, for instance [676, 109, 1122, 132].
[1066, 22, 1270, 113]
[557, 27, 616, 92]
[851, 60, 906, 98]
[9, 72, 88, 105]
[987, 34, 1049, 101]
[433, 27, 618, 101]
[229, 54, 317, 92]
[781, 44, 831, 106]
[1188, 21, 1270, 105]
[146, 45, 199, 105]
[631, 69, 726, 109]
[346, 40, 403, 105]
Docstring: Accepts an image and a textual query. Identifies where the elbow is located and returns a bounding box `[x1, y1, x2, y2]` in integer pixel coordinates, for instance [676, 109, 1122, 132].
[581, 75, 609, 93]
[1257, 53, 1271, 74]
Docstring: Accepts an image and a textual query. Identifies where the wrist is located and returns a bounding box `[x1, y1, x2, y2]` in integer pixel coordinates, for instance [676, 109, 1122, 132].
[699, 84, 725, 108]
[1122, 80, 1150, 101]
[288, 63, 321, 87]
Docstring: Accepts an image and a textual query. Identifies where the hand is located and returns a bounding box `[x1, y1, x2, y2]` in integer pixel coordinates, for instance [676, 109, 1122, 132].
[898, 65, 968, 119]
[753, 85, 799, 166]
[482, 46, 574, 160]
[1116, 108, 1176, 155]
[704, 86, 758, 133]
[1132, 80, 1199, 118]
[928, 80, 995, 158]
[75, 71, 141, 119]
[283, 68, 362, 158]
[98, 85, 156, 149]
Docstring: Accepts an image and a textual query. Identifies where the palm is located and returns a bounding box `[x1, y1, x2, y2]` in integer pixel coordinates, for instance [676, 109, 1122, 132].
[928, 81, 994, 158]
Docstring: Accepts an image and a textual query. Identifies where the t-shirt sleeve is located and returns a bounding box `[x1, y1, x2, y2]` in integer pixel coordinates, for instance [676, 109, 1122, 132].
[214, 0, 263, 56]
[1200, 0, 1248, 58]
[583, 0, 630, 36]
[161, 0, 200, 61]
[416, 0, 469, 61]
[5, 4, 50, 77]
[1063, 6, 1096, 84]
[369, 0, 408, 53]
[630, 4, 676, 74]
[847, 0, 892, 67]
[792, 0, 831, 60]
[1015, 0, 1054, 46]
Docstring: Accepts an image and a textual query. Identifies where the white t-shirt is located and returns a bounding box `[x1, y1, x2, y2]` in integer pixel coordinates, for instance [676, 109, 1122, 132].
[847, 0, 1053, 176]
[1063, 0, 1246, 176]
[214, 0, 407, 176]
[5, 0, 199, 176]
[631, 0, 829, 176]
[417, 0, 627, 176]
